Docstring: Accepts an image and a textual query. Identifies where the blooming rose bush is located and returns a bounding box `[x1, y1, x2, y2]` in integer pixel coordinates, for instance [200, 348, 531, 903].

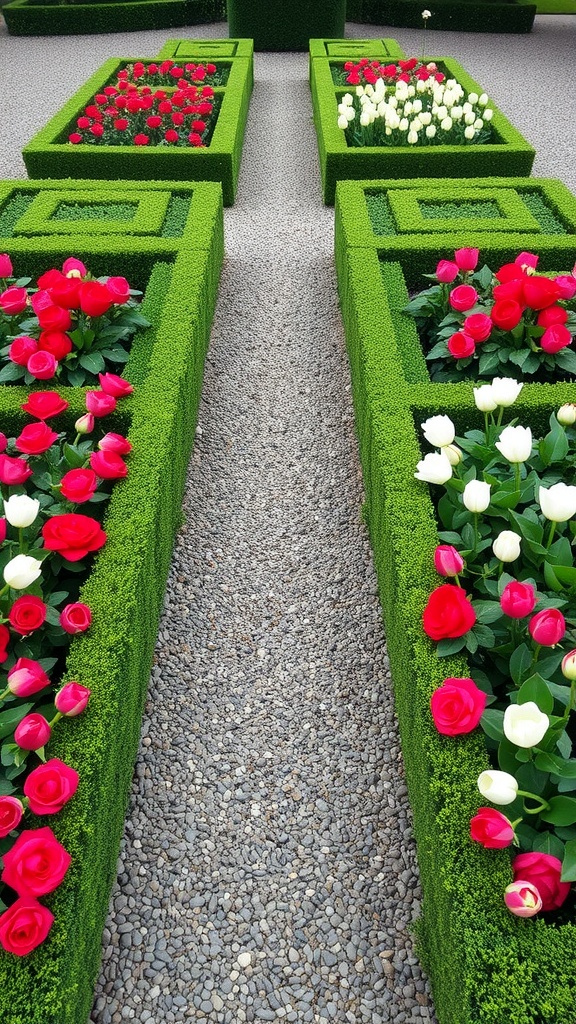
[415, 385, 576, 916]
[0, 380, 132, 954]
[404, 248, 576, 381]
[335, 58, 494, 148]
[67, 60, 219, 148]
[0, 254, 149, 388]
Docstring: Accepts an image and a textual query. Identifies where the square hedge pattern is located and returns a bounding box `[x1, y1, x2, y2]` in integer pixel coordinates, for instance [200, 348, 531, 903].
[22, 51, 254, 206]
[310, 45, 536, 204]
[2, 0, 226, 36]
[0, 178, 224, 1024]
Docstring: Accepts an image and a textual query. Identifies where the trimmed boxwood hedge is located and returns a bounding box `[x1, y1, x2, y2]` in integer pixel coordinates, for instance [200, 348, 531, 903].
[22, 53, 254, 206]
[345, 0, 537, 33]
[337, 177, 576, 1020]
[157, 37, 254, 59]
[310, 48, 536, 204]
[227, 0, 346, 51]
[2, 0, 225, 35]
[0, 178, 224, 1024]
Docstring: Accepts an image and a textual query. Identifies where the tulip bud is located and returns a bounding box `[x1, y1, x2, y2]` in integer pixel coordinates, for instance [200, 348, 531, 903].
[421, 415, 455, 448]
[503, 701, 549, 748]
[3, 495, 40, 529]
[492, 530, 521, 562]
[494, 425, 532, 464]
[414, 452, 453, 485]
[74, 413, 95, 435]
[14, 713, 51, 751]
[434, 545, 464, 577]
[462, 479, 491, 513]
[470, 808, 515, 849]
[3, 554, 42, 590]
[529, 607, 566, 647]
[454, 247, 479, 272]
[561, 649, 576, 680]
[477, 769, 518, 805]
[7, 658, 50, 697]
[54, 682, 91, 717]
[557, 404, 576, 427]
[504, 881, 542, 918]
[473, 384, 498, 413]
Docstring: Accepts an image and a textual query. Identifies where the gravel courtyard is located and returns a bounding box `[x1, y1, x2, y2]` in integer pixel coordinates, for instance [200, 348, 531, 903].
[0, 12, 575, 1024]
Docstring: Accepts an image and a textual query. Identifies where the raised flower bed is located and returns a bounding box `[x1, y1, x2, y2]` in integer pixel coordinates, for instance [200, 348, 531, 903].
[22, 51, 254, 206]
[0, 178, 223, 1024]
[310, 45, 536, 204]
[2, 0, 225, 36]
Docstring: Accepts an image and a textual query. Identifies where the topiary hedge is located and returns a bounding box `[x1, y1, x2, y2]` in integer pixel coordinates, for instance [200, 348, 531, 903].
[0, 177, 224, 1024]
[227, 0, 346, 51]
[2, 0, 226, 35]
[346, 0, 537, 33]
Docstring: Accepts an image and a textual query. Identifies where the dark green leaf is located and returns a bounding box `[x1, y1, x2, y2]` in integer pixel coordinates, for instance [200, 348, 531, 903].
[561, 839, 576, 882]
[517, 674, 554, 715]
[540, 796, 576, 826]
[481, 708, 505, 741]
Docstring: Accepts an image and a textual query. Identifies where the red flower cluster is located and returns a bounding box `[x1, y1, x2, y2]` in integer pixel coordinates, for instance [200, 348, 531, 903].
[342, 56, 445, 87]
[118, 58, 220, 87]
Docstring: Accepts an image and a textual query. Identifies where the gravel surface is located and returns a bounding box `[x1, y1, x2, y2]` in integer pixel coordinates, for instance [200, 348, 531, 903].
[0, 13, 574, 1024]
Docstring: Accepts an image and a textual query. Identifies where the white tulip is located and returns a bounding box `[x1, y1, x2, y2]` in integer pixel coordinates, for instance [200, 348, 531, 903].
[492, 530, 522, 562]
[411, 118, 422, 132]
[421, 415, 455, 448]
[464, 111, 476, 125]
[420, 111, 432, 126]
[483, 108, 493, 121]
[473, 384, 498, 412]
[338, 114, 349, 130]
[557, 404, 576, 426]
[388, 95, 398, 109]
[464, 126, 475, 140]
[451, 106, 463, 120]
[478, 93, 488, 105]
[490, 377, 523, 407]
[407, 85, 415, 97]
[478, 770, 518, 806]
[444, 444, 463, 467]
[436, 105, 448, 120]
[355, 85, 364, 97]
[414, 452, 453, 484]
[539, 482, 576, 523]
[503, 701, 549, 749]
[359, 110, 372, 127]
[468, 92, 479, 104]
[417, 79, 427, 93]
[440, 117, 453, 132]
[3, 494, 40, 528]
[3, 553, 43, 590]
[412, 99, 422, 113]
[474, 118, 484, 131]
[426, 125, 437, 138]
[404, 100, 413, 115]
[495, 424, 532, 463]
[342, 93, 354, 106]
[399, 118, 409, 132]
[463, 479, 491, 513]
[407, 131, 419, 145]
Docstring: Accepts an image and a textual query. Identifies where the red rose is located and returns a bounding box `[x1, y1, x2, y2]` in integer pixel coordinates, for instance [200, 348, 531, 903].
[470, 808, 514, 849]
[36, 304, 71, 332]
[434, 259, 459, 283]
[90, 124, 104, 138]
[146, 115, 163, 129]
[529, 608, 566, 646]
[48, 277, 81, 309]
[495, 262, 524, 284]
[491, 299, 523, 331]
[188, 132, 204, 147]
[0, 254, 13, 277]
[98, 372, 133, 397]
[165, 129, 179, 143]
[0, 286, 28, 315]
[27, 351, 57, 381]
[30, 289, 54, 315]
[522, 276, 561, 310]
[55, 681, 91, 716]
[134, 134, 150, 146]
[2, 826, 71, 896]
[430, 676, 486, 735]
[59, 603, 92, 634]
[449, 285, 478, 312]
[79, 281, 113, 318]
[500, 581, 536, 619]
[21, 391, 69, 420]
[38, 330, 73, 361]
[447, 331, 475, 359]
[41, 513, 107, 561]
[555, 275, 576, 300]
[77, 116, 91, 129]
[15, 421, 58, 455]
[69, 133, 83, 144]
[0, 797, 24, 838]
[89, 450, 128, 479]
[8, 595, 47, 635]
[23, 760, 79, 817]
[9, 336, 38, 367]
[0, 624, 10, 664]
[105, 277, 131, 304]
[493, 278, 524, 304]
[7, 658, 50, 697]
[0, 454, 33, 486]
[98, 432, 132, 454]
[463, 313, 492, 342]
[512, 852, 570, 911]
[36, 269, 63, 290]
[114, 118, 129, 131]
[537, 305, 568, 328]
[0, 897, 54, 956]
[85, 390, 116, 417]
[540, 324, 572, 354]
[60, 468, 98, 504]
[14, 713, 51, 751]
[422, 584, 476, 640]
[454, 248, 479, 272]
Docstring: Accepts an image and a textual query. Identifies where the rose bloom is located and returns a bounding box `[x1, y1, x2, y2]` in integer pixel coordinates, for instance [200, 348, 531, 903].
[48, 277, 81, 309]
[0, 253, 13, 277]
[555, 274, 576, 299]
[537, 305, 568, 328]
[41, 512, 107, 561]
[504, 881, 542, 918]
[23, 759, 79, 816]
[540, 324, 572, 354]
[430, 676, 486, 735]
[0, 454, 33, 486]
[98, 372, 133, 397]
[105, 276, 131, 303]
[80, 281, 113, 318]
[9, 335, 38, 366]
[27, 351, 58, 381]
[15, 420, 58, 455]
[7, 657, 50, 697]
[14, 713, 51, 751]
[512, 852, 570, 912]
[1, 826, 71, 897]
[0, 897, 54, 956]
[0, 286, 28, 315]
[463, 313, 492, 342]
[59, 603, 92, 635]
[85, 390, 117, 417]
[38, 329, 73, 361]
[529, 607, 566, 646]
[55, 681, 91, 716]
[134, 133, 150, 146]
[470, 808, 514, 849]
[89, 450, 128, 479]
[21, 391, 69, 419]
[447, 332, 475, 359]
[0, 624, 9, 663]
[60, 467, 98, 504]
[522, 275, 561, 310]
[490, 299, 523, 331]
[0, 796, 24, 838]
[36, 304, 72, 332]
[454, 248, 479, 272]
[422, 584, 476, 640]
[99, 432, 132, 455]
[8, 595, 47, 635]
[500, 580, 536, 618]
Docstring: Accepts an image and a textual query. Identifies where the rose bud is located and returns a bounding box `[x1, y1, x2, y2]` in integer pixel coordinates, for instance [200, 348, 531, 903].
[454, 247, 479, 272]
[434, 545, 464, 577]
[7, 658, 50, 697]
[557, 404, 576, 426]
[14, 713, 51, 751]
[0, 519, 6, 544]
[3, 554, 42, 590]
[500, 581, 536, 619]
[85, 390, 116, 417]
[528, 607, 566, 646]
[0, 896, 54, 956]
[75, 412, 95, 435]
[561, 649, 576, 680]
[98, 432, 132, 455]
[0, 254, 13, 278]
[504, 881, 542, 918]
[0, 796, 24, 838]
[492, 530, 521, 562]
[443, 444, 463, 466]
[435, 259, 459, 283]
[59, 604, 92, 635]
[470, 808, 515, 849]
[54, 681, 91, 716]
[503, 701, 549, 748]
[98, 372, 133, 397]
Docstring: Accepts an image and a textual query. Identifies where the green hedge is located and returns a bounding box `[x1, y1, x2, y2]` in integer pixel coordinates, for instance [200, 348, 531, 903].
[310, 49, 536, 204]
[227, 0, 346, 50]
[22, 54, 254, 206]
[337, 176, 576, 1020]
[158, 37, 255, 59]
[345, 0, 537, 33]
[2, 0, 225, 34]
[0, 178, 224, 1024]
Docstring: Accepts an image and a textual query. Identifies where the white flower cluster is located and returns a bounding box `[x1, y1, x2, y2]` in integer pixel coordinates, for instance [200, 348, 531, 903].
[337, 71, 493, 146]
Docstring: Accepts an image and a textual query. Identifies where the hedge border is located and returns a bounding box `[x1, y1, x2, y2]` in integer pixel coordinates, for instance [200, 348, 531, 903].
[226, 0, 346, 51]
[157, 37, 254, 59]
[345, 0, 537, 33]
[22, 53, 254, 206]
[2, 0, 225, 35]
[386, 186, 541, 235]
[12, 189, 170, 237]
[0, 177, 224, 1024]
[309, 48, 536, 204]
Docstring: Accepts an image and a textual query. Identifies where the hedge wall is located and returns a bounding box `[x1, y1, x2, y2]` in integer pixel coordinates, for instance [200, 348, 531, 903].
[346, 0, 537, 33]
[2, 0, 225, 35]
[227, 0, 346, 51]
[0, 178, 224, 1024]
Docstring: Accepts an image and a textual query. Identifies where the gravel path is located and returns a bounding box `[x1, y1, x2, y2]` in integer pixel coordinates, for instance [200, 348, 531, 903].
[0, 14, 574, 1024]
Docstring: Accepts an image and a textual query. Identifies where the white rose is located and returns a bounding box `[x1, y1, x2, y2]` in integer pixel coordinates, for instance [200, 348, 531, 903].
[492, 530, 521, 562]
[495, 424, 532, 464]
[503, 702, 549, 749]
[3, 553, 43, 590]
[3, 494, 40, 528]
[490, 377, 523, 407]
[463, 479, 491, 513]
[421, 415, 455, 448]
[539, 482, 576, 523]
[473, 384, 498, 412]
[414, 452, 453, 484]
[477, 770, 518, 806]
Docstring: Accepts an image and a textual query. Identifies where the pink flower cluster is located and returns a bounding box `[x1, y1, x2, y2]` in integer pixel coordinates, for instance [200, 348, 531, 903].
[342, 56, 445, 87]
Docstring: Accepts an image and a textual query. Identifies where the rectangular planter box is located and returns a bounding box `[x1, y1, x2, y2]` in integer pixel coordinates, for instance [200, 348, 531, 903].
[308, 36, 405, 80]
[2, 0, 226, 35]
[334, 176, 576, 402]
[22, 51, 254, 206]
[0, 178, 224, 1024]
[310, 46, 536, 204]
[157, 37, 254, 59]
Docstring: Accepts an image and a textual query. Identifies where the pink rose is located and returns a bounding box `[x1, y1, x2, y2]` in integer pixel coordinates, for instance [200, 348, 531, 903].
[0, 254, 13, 277]
[433, 545, 464, 577]
[0, 897, 54, 956]
[512, 852, 570, 912]
[463, 313, 492, 342]
[0, 796, 24, 838]
[449, 285, 478, 312]
[85, 391, 116, 417]
[454, 247, 479, 272]
[435, 260, 458, 284]
[14, 713, 51, 751]
[504, 881, 542, 918]
[1, 826, 71, 896]
[430, 676, 486, 736]
[0, 286, 28, 315]
[7, 658, 50, 698]
[0, 454, 33, 486]
[98, 372, 133, 397]
[9, 336, 38, 367]
[529, 608, 566, 646]
[59, 604, 92, 635]
[54, 681, 91, 716]
[540, 324, 572, 354]
[470, 808, 514, 849]
[98, 432, 132, 455]
[105, 276, 131, 303]
[500, 581, 536, 619]
[89, 450, 128, 480]
[27, 351, 58, 381]
[23, 759, 79, 816]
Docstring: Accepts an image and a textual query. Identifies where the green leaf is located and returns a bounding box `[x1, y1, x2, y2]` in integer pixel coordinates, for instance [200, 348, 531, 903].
[63, 444, 86, 470]
[0, 361, 25, 383]
[509, 644, 532, 686]
[481, 707, 505, 742]
[540, 796, 576, 826]
[471, 600, 502, 625]
[554, 348, 576, 373]
[560, 839, 576, 882]
[436, 636, 467, 657]
[79, 352, 106, 375]
[67, 368, 86, 387]
[0, 703, 34, 741]
[517, 674, 555, 715]
[533, 831, 565, 860]
[508, 511, 543, 546]
[543, 561, 564, 593]
[471, 623, 496, 649]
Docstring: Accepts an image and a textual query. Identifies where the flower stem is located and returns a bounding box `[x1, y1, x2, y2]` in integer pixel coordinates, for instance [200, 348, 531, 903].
[546, 520, 557, 551]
